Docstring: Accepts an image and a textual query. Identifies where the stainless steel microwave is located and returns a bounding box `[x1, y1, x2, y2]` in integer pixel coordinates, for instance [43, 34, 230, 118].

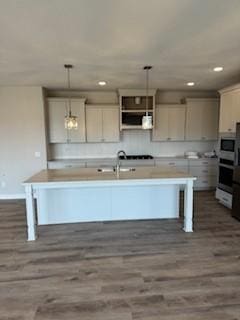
[220, 137, 235, 153]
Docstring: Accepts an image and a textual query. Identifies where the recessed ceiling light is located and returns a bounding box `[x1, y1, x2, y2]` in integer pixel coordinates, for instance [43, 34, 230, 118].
[98, 81, 106, 86]
[187, 82, 195, 86]
[213, 66, 223, 72]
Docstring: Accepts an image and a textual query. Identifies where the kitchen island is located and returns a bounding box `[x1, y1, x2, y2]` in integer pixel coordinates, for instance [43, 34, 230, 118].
[23, 167, 196, 241]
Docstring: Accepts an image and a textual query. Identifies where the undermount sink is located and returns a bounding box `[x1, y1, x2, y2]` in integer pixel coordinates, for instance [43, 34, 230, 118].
[119, 167, 136, 172]
[97, 167, 136, 173]
[97, 167, 115, 173]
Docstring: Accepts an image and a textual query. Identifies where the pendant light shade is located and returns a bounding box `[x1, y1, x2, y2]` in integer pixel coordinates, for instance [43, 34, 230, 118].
[142, 66, 153, 130]
[64, 64, 78, 130]
[64, 113, 78, 130]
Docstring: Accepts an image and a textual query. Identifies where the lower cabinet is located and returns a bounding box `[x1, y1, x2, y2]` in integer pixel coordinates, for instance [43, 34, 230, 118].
[121, 160, 155, 167]
[86, 159, 116, 168]
[155, 158, 218, 190]
[48, 161, 86, 169]
[189, 159, 218, 190]
[155, 159, 188, 172]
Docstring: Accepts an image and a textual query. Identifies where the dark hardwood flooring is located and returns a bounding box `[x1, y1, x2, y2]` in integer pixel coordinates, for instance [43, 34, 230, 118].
[0, 192, 240, 320]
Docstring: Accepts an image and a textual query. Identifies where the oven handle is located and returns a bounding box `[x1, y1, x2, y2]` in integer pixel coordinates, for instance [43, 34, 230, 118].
[219, 163, 234, 170]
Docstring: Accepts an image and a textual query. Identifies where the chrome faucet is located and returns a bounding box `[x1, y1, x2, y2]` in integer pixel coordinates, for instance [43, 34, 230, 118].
[116, 150, 127, 176]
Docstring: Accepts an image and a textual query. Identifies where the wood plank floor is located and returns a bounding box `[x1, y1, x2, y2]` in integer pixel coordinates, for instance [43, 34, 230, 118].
[0, 191, 240, 320]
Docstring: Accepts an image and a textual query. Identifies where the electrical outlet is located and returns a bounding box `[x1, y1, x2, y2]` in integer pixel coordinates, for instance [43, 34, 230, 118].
[1, 181, 6, 188]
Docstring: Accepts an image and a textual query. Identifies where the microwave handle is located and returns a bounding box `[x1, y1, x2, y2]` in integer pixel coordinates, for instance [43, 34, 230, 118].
[235, 148, 240, 166]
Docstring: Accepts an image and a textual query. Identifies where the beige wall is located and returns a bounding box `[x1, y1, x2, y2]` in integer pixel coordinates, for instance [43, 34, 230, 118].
[0, 87, 47, 197]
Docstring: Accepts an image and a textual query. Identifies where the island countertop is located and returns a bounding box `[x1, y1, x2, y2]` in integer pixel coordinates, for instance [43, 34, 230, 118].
[24, 167, 196, 185]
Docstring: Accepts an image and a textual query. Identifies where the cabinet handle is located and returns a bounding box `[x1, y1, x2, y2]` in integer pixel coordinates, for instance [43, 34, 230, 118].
[169, 162, 175, 166]
[202, 137, 206, 140]
[228, 128, 232, 132]
[65, 165, 73, 168]
[202, 161, 208, 165]
[202, 170, 208, 173]
[168, 137, 171, 141]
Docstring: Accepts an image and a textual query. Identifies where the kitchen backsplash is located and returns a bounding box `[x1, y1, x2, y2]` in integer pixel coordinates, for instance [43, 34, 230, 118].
[51, 130, 218, 159]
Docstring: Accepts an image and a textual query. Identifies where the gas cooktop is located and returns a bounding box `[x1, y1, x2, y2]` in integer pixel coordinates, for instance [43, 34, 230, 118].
[119, 154, 154, 160]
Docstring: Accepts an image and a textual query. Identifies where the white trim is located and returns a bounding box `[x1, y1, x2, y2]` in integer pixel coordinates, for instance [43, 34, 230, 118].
[118, 89, 157, 96]
[23, 177, 196, 190]
[0, 193, 26, 200]
[219, 83, 240, 94]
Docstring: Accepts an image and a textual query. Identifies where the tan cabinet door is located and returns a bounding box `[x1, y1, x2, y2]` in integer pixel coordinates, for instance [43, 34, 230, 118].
[186, 102, 203, 140]
[186, 99, 219, 141]
[219, 91, 240, 133]
[231, 91, 240, 132]
[48, 99, 67, 143]
[86, 107, 103, 142]
[168, 107, 185, 141]
[219, 92, 234, 133]
[102, 108, 120, 142]
[202, 100, 219, 140]
[152, 107, 169, 141]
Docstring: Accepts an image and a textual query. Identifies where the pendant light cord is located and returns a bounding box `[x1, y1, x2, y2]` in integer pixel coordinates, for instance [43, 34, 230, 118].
[146, 67, 149, 116]
[64, 64, 73, 117]
[67, 67, 72, 117]
[144, 65, 152, 116]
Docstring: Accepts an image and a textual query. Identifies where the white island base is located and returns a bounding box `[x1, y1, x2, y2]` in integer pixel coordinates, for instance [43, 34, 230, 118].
[37, 184, 179, 225]
[23, 167, 196, 241]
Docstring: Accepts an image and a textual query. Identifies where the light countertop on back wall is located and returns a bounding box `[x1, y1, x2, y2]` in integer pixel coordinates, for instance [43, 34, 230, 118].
[47, 156, 218, 168]
[46, 156, 218, 191]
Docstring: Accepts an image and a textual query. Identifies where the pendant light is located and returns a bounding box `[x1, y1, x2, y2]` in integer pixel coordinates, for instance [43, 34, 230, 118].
[64, 64, 78, 130]
[142, 65, 153, 129]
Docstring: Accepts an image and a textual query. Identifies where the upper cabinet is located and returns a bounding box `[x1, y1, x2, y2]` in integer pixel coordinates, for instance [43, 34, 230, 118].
[152, 104, 186, 141]
[86, 105, 120, 143]
[48, 98, 86, 143]
[219, 84, 240, 133]
[185, 98, 219, 141]
[118, 89, 156, 130]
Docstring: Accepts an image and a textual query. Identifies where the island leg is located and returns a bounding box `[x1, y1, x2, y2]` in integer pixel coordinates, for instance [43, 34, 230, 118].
[25, 184, 37, 241]
[183, 180, 194, 232]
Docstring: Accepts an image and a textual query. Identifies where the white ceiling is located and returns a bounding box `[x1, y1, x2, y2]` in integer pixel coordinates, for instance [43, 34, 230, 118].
[1, 0, 240, 90]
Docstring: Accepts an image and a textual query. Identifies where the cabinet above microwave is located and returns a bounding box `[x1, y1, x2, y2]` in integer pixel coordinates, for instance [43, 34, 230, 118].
[118, 89, 156, 130]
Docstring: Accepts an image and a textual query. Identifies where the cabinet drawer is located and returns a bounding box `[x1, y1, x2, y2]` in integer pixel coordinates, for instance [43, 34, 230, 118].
[194, 176, 217, 189]
[155, 159, 188, 167]
[48, 161, 86, 169]
[121, 160, 155, 167]
[189, 158, 217, 166]
[216, 188, 232, 208]
[86, 160, 116, 168]
[189, 166, 217, 177]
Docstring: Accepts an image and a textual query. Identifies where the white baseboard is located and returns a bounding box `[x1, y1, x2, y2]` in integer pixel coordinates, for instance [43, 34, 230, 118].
[0, 193, 26, 200]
